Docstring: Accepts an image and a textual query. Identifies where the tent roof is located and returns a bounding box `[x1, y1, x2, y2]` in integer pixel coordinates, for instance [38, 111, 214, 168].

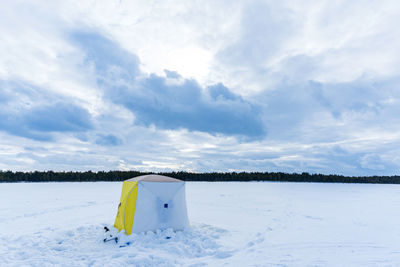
[125, 174, 183, 183]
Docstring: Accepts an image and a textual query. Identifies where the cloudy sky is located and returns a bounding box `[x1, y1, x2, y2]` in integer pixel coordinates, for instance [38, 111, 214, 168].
[1, 0, 400, 175]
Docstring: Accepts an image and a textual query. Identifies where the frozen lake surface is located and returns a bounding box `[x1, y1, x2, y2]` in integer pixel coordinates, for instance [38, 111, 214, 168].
[1, 181, 400, 266]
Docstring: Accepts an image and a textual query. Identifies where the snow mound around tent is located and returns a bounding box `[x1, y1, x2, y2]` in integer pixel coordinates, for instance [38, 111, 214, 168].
[0, 223, 232, 267]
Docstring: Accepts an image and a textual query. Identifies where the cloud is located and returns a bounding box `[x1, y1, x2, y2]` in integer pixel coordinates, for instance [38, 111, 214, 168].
[73, 30, 265, 138]
[211, 0, 400, 94]
[217, 1, 294, 68]
[208, 83, 240, 101]
[360, 154, 385, 171]
[164, 70, 181, 79]
[0, 102, 93, 141]
[252, 76, 400, 148]
[0, 80, 93, 141]
[95, 134, 122, 146]
[25, 103, 92, 132]
[71, 31, 140, 86]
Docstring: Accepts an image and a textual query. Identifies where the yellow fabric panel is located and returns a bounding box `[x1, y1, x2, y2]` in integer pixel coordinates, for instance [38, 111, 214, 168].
[114, 181, 138, 234]
[124, 183, 139, 235]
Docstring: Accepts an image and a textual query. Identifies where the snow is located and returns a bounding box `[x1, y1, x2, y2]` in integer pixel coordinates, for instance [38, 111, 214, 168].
[1, 182, 400, 266]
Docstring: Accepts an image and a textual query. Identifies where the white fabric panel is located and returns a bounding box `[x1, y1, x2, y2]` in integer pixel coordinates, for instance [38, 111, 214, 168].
[131, 181, 189, 233]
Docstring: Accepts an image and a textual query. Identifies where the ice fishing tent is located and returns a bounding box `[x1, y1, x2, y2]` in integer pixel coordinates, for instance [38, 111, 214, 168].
[114, 174, 189, 235]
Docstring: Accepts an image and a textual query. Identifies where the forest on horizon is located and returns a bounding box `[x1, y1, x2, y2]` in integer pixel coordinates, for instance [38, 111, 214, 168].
[1, 170, 400, 184]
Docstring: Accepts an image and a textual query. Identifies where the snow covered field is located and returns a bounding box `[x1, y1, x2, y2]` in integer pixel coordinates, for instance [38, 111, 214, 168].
[1, 182, 400, 266]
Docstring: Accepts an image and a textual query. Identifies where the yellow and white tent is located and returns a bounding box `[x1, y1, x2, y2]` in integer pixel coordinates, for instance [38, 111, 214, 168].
[114, 174, 189, 235]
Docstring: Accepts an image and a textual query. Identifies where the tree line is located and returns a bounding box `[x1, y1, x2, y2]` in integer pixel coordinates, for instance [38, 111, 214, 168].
[0, 170, 400, 184]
